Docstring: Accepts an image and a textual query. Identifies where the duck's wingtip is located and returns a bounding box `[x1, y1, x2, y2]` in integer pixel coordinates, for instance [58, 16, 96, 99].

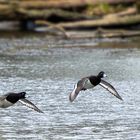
[117, 95, 123, 101]
[32, 107, 44, 113]
[69, 99, 74, 103]
[69, 95, 74, 102]
[39, 110, 44, 113]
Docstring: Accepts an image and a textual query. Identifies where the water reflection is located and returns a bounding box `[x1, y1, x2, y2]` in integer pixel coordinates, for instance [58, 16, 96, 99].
[0, 37, 140, 140]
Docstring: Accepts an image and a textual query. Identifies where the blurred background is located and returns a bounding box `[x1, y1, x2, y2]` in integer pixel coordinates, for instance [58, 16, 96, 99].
[0, 0, 140, 35]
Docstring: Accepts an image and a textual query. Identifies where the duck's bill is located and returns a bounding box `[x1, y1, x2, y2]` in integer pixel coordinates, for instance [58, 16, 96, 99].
[19, 98, 44, 113]
[103, 73, 107, 78]
[99, 80, 123, 101]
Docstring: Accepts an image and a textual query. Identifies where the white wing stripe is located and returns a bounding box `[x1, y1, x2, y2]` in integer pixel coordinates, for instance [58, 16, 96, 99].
[99, 80, 123, 100]
[69, 84, 78, 102]
[19, 99, 43, 113]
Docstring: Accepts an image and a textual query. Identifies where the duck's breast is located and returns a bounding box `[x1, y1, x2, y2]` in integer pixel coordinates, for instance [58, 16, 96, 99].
[0, 99, 13, 108]
[84, 79, 94, 89]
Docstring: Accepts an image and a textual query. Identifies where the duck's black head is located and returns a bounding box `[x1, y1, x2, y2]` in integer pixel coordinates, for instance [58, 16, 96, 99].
[6, 92, 26, 104]
[18, 92, 26, 99]
[97, 71, 107, 78]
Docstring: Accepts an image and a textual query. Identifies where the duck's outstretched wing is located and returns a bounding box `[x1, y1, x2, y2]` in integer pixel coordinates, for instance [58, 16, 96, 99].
[19, 98, 43, 113]
[69, 78, 88, 102]
[99, 79, 123, 101]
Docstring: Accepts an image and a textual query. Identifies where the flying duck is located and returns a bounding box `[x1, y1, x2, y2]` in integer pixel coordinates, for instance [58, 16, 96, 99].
[69, 71, 123, 102]
[0, 92, 43, 113]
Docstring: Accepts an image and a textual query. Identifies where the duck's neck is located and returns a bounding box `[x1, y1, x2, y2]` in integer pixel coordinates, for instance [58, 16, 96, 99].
[97, 74, 102, 79]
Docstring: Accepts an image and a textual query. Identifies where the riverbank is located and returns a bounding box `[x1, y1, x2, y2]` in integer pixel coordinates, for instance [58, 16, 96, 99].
[0, 0, 140, 39]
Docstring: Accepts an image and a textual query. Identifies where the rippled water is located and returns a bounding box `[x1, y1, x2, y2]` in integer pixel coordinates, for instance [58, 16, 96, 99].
[0, 35, 140, 140]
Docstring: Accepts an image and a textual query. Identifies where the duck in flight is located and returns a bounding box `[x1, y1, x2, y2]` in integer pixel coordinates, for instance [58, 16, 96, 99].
[0, 92, 43, 113]
[69, 71, 123, 102]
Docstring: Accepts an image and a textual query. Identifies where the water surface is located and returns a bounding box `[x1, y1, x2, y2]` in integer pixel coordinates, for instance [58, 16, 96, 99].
[0, 35, 140, 140]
